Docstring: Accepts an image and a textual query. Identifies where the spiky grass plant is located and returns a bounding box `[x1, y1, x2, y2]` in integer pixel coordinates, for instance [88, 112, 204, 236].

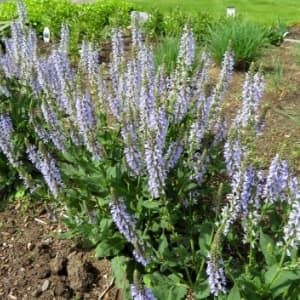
[206, 18, 269, 70]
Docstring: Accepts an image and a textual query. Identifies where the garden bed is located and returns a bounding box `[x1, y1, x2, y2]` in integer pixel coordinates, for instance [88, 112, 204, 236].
[0, 23, 300, 300]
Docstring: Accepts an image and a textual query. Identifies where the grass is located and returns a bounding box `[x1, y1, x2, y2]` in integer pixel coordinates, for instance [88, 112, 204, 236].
[153, 36, 180, 73]
[130, 0, 300, 25]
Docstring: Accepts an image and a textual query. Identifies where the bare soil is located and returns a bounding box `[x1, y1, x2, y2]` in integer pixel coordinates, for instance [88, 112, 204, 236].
[0, 201, 121, 300]
[1, 24, 300, 300]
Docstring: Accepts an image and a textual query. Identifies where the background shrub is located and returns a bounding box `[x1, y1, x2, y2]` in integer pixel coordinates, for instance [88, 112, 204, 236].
[0, 0, 135, 53]
[0, 0, 76, 38]
[142, 7, 215, 43]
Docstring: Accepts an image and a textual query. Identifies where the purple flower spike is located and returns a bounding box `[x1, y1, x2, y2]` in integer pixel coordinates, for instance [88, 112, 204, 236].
[75, 91, 102, 160]
[17, 0, 28, 26]
[263, 154, 289, 203]
[279, 176, 300, 254]
[59, 23, 69, 53]
[206, 253, 227, 297]
[0, 114, 19, 168]
[26, 144, 64, 198]
[177, 25, 195, 68]
[109, 196, 148, 266]
[130, 284, 157, 300]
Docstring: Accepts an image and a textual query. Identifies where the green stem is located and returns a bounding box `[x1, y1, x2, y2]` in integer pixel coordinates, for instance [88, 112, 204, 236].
[184, 267, 193, 286]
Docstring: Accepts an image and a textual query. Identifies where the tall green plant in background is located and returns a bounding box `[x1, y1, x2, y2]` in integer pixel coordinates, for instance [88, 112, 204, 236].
[206, 17, 269, 70]
[1, 2, 300, 300]
[153, 36, 180, 73]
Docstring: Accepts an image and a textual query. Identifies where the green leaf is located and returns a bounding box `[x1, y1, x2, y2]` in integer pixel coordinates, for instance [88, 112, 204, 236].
[111, 256, 131, 299]
[269, 269, 300, 297]
[106, 165, 117, 179]
[158, 233, 169, 257]
[146, 272, 187, 300]
[95, 236, 125, 258]
[99, 218, 113, 234]
[142, 200, 160, 209]
[235, 274, 263, 300]
[227, 284, 241, 300]
[264, 264, 280, 286]
[55, 232, 76, 240]
[198, 222, 214, 256]
[15, 186, 26, 199]
[182, 182, 198, 193]
[192, 280, 211, 299]
[259, 229, 277, 266]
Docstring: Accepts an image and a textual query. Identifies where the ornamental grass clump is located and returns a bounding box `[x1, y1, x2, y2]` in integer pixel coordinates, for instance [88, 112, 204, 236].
[206, 18, 269, 70]
[0, 2, 300, 299]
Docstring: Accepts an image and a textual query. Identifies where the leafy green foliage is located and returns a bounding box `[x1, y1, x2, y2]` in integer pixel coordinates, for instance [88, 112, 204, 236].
[142, 7, 215, 43]
[144, 272, 188, 300]
[0, 0, 135, 53]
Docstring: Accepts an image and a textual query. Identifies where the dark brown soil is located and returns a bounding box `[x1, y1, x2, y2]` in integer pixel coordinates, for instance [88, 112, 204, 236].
[1, 24, 300, 300]
[0, 202, 121, 300]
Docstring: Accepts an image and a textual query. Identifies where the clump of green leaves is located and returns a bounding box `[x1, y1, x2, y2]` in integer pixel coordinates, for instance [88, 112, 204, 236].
[142, 7, 215, 43]
[206, 17, 269, 70]
[266, 19, 288, 46]
[153, 36, 180, 73]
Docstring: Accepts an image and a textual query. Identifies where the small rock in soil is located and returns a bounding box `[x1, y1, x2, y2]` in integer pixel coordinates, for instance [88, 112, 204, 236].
[53, 280, 67, 296]
[49, 256, 67, 275]
[41, 279, 50, 292]
[37, 265, 51, 279]
[67, 254, 94, 293]
[32, 288, 42, 297]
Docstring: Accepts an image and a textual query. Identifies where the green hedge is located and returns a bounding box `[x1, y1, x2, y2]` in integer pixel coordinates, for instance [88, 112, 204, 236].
[0, 0, 135, 48]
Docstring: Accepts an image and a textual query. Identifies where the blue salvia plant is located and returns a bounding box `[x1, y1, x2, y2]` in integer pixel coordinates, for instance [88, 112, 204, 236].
[0, 1, 299, 299]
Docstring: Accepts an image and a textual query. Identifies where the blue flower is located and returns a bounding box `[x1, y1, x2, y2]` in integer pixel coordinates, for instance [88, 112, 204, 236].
[130, 284, 157, 300]
[0, 114, 19, 168]
[206, 253, 227, 296]
[263, 154, 289, 203]
[26, 144, 64, 198]
[109, 196, 148, 266]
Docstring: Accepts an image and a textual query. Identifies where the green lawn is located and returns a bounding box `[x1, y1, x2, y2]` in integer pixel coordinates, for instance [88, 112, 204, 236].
[130, 0, 300, 24]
